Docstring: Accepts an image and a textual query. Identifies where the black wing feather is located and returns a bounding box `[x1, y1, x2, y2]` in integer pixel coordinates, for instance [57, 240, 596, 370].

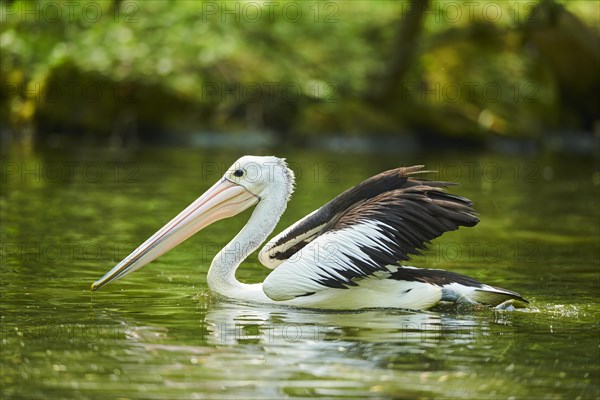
[304, 186, 479, 289]
[262, 166, 464, 265]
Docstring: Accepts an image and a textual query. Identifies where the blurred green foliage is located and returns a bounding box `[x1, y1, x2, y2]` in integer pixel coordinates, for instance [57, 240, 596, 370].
[1, 0, 598, 146]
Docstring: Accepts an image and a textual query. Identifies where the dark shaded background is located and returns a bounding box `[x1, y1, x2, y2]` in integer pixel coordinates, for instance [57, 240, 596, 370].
[1, 0, 598, 154]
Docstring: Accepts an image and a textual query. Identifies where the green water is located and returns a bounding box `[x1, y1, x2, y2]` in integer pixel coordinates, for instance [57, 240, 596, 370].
[1, 147, 598, 399]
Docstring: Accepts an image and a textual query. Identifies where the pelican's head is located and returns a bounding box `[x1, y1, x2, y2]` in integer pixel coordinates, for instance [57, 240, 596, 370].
[91, 155, 294, 291]
[224, 155, 295, 202]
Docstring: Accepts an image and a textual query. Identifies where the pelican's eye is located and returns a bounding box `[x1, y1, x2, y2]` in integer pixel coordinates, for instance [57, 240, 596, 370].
[233, 169, 244, 177]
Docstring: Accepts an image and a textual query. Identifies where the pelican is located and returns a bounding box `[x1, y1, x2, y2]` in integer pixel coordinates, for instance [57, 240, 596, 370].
[92, 156, 527, 310]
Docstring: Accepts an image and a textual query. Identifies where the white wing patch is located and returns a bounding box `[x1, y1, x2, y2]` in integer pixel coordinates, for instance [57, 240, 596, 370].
[258, 216, 324, 270]
[262, 220, 397, 301]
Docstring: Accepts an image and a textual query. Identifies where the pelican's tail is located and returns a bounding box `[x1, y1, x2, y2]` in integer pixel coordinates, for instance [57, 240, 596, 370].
[389, 266, 528, 309]
[441, 281, 529, 308]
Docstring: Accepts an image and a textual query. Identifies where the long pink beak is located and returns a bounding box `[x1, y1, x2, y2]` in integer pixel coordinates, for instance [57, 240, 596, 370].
[91, 178, 259, 291]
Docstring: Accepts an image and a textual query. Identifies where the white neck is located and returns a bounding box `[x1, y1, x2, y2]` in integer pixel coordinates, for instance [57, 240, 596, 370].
[207, 189, 288, 300]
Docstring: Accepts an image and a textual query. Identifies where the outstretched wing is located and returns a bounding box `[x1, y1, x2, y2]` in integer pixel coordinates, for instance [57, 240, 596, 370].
[261, 183, 479, 301]
[258, 165, 445, 269]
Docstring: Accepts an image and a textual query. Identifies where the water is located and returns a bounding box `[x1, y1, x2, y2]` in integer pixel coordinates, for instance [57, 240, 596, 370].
[1, 146, 598, 399]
